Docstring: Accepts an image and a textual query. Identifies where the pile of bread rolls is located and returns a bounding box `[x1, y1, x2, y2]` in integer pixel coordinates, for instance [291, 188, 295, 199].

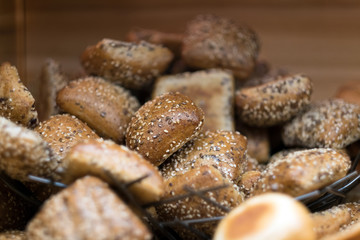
[0, 13, 359, 240]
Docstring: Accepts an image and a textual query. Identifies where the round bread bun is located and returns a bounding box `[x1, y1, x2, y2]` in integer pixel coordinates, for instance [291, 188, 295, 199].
[157, 165, 243, 239]
[214, 193, 316, 240]
[26, 176, 152, 240]
[182, 14, 259, 79]
[0, 62, 38, 128]
[254, 148, 351, 197]
[0, 117, 58, 182]
[62, 139, 165, 204]
[236, 74, 313, 127]
[35, 114, 99, 163]
[56, 76, 140, 143]
[81, 38, 174, 90]
[282, 99, 360, 148]
[161, 130, 248, 182]
[126, 92, 204, 166]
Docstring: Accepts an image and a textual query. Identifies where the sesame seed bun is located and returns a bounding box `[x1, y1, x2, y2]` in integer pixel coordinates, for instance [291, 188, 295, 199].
[126, 92, 204, 166]
[236, 74, 313, 127]
[81, 38, 174, 90]
[254, 148, 351, 197]
[0, 62, 38, 128]
[282, 99, 360, 148]
[26, 176, 152, 240]
[56, 77, 140, 143]
[62, 139, 165, 204]
[182, 14, 259, 79]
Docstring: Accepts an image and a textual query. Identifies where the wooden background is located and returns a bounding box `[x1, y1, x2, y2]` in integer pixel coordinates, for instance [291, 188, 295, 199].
[1, 0, 360, 102]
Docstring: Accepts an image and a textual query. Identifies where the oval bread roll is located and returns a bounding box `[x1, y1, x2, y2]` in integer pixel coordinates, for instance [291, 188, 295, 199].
[126, 92, 204, 166]
[81, 38, 174, 90]
[62, 139, 165, 204]
[236, 74, 312, 127]
[182, 14, 259, 79]
[214, 193, 315, 240]
[56, 76, 140, 143]
[0, 62, 38, 128]
[254, 148, 351, 197]
[161, 130, 248, 182]
[0, 117, 58, 181]
[26, 176, 152, 240]
[282, 99, 360, 148]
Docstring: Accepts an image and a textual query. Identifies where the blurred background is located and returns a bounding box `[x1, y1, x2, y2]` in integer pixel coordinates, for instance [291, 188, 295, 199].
[1, 0, 360, 101]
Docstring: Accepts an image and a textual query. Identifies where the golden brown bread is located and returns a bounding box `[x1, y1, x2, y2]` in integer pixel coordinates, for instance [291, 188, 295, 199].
[182, 14, 259, 79]
[26, 176, 152, 240]
[0, 230, 26, 240]
[237, 170, 261, 197]
[153, 69, 235, 132]
[214, 193, 316, 240]
[0, 177, 36, 231]
[0, 117, 58, 182]
[156, 165, 243, 239]
[312, 202, 360, 240]
[62, 139, 165, 204]
[282, 99, 360, 148]
[56, 76, 140, 143]
[37, 59, 68, 121]
[126, 28, 184, 57]
[0, 62, 38, 128]
[253, 148, 351, 197]
[35, 114, 99, 163]
[236, 74, 313, 127]
[161, 130, 248, 182]
[81, 38, 174, 90]
[126, 92, 204, 166]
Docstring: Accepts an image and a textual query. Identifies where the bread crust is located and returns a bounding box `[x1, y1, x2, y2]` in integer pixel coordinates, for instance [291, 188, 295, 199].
[282, 99, 360, 148]
[236, 74, 312, 127]
[254, 148, 351, 197]
[0, 62, 38, 128]
[56, 77, 140, 143]
[26, 176, 152, 240]
[161, 130, 247, 182]
[62, 139, 165, 204]
[182, 14, 259, 79]
[81, 38, 174, 90]
[126, 92, 204, 166]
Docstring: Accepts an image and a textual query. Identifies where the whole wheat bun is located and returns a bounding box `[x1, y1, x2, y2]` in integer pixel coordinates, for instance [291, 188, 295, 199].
[81, 38, 174, 90]
[0, 62, 38, 128]
[62, 139, 165, 204]
[56, 76, 140, 143]
[214, 193, 316, 240]
[26, 176, 152, 240]
[126, 92, 204, 166]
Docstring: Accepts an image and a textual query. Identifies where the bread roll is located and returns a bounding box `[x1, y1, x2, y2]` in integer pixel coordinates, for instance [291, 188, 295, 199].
[126, 92, 204, 166]
[62, 139, 165, 204]
[182, 14, 259, 79]
[254, 148, 351, 197]
[157, 165, 243, 239]
[283, 99, 360, 148]
[0, 62, 38, 128]
[81, 38, 174, 90]
[161, 130, 247, 182]
[26, 176, 152, 240]
[0, 117, 58, 181]
[0, 230, 26, 240]
[56, 76, 140, 143]
[214, 193, 315, 240]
